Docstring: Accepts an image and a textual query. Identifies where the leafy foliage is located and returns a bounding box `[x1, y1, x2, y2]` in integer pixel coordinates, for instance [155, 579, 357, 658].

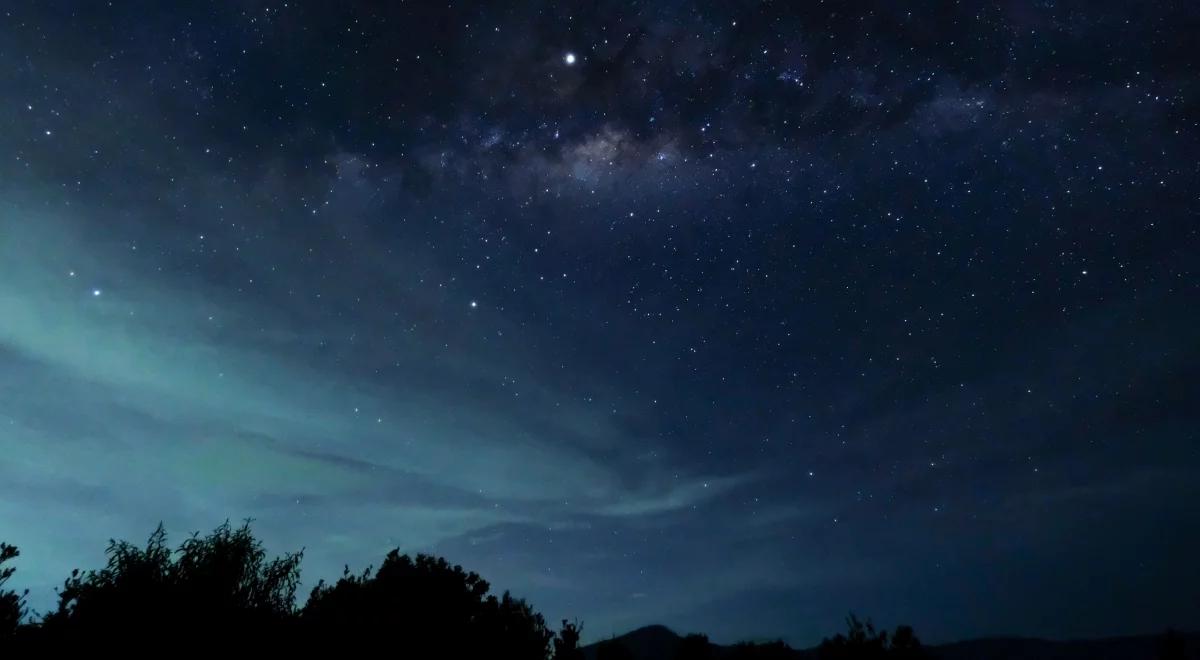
[40, 521, 302, 640]
[1, 522, 585, 655]
[0, 543, 28, 637]
[303, 550, 555, 658]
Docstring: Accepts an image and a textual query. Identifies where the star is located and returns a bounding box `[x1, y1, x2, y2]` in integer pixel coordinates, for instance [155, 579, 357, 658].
[470, 300, 478, 308]
[92, 289, 102, 297]
[563, 52, 576, 65]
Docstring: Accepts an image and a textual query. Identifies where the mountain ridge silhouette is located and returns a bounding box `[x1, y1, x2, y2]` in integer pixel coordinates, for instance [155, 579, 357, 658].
[582, 624, 1200, 660]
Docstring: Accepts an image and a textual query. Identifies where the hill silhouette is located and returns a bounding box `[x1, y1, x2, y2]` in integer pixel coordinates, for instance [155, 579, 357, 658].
[581, 624, 1200, 660]
[583, 618, 926, 660]
[1, 522, 1196, 658]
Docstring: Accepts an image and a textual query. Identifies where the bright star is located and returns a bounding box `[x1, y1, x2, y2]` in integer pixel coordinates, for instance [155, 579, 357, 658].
[470, 300, 478, 308]
[564, 52, 576, 65]
[92, 289, 102, 297]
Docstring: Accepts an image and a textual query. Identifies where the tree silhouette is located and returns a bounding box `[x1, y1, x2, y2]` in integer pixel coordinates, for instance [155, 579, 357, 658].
[0, 543, 27, 638]
[13, 521, 572, 655]
[887, 625, 925, 660]
[1, 520, 1182, 657]
[302, 550, 554, 658]
[553, 619, 585, 660]
[817, 614, 927, 660]
[40, 521, 301, 641]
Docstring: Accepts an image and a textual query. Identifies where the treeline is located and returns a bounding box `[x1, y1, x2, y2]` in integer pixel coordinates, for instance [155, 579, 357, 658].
[0, 521, 933, 657]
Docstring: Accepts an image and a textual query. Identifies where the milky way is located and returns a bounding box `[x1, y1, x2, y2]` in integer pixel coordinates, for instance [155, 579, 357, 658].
[0, 1, 1197, 645]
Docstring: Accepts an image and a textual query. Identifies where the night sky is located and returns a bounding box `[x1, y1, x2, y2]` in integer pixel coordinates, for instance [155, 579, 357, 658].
[1, 1, 1198, 646]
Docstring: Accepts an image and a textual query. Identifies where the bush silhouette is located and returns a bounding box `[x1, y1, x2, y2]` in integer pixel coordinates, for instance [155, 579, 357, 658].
[39, 521, 302, 642]
[3, 521, 582, 655]
[817, 614, 927, 660]
[0, 543, 27, 638]
[302, 549, 555, 658]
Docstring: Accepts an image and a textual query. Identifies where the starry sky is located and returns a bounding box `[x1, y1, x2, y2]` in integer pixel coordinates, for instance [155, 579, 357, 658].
[1, 0, 1198, 646]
